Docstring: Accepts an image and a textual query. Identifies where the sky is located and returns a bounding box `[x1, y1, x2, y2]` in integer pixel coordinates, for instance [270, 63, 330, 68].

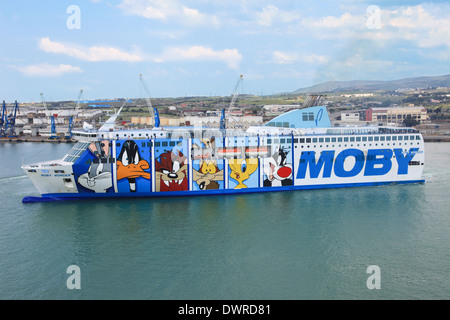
[0, 0, 450, 102]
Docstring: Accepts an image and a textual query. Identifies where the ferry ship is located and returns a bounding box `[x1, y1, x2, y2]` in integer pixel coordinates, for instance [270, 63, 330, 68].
[21, 105, 425, 203]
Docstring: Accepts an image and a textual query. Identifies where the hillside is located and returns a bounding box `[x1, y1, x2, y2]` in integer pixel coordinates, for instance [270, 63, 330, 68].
[292, 74, 450, 94]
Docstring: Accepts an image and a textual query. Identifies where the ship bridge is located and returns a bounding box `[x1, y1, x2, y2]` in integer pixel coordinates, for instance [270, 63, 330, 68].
[264, 106, 331, 129]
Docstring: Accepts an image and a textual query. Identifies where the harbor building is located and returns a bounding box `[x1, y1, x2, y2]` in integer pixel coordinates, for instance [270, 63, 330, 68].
[365, 107, 427, 125]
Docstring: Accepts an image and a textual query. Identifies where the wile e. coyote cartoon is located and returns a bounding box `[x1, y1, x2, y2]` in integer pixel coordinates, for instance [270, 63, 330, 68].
[193, 160, 224, 190]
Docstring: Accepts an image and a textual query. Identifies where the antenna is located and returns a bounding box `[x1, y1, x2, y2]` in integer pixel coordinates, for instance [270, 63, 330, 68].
[226, 75, 244, 128]
[139, 74, 160, 128]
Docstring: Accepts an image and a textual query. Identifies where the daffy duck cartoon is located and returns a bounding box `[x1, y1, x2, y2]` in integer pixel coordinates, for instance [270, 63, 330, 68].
[116, 140, 150, 192]
[229, 158, 258, 189]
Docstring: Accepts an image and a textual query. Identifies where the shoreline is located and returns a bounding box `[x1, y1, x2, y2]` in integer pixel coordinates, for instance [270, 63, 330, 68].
[0, 137, 76, 144]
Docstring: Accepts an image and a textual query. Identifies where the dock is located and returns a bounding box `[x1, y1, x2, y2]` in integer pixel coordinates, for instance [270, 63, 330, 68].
[0, 136, 75, 144]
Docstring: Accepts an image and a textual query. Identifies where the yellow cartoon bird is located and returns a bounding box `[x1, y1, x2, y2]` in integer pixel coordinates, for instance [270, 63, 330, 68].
[229, 158, 258, 189]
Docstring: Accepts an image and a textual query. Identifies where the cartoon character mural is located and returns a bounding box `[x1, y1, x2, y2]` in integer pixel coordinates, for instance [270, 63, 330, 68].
[229, 158, 259, 189]
[192, 138, 216, 160]
[116, 140, 151, 193]
[193, 160, 224, 190]
[191, 137, 224, 191]
[77, 141, 114, 193]
[263, 145, 293, 187]
[155, 150, 189, 192]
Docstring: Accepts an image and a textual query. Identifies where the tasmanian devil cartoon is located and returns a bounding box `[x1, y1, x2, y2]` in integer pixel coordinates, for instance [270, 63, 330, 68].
[155, 150, 188, 192]
[116, 140, 150, 192]
[263, 146, 293, 187]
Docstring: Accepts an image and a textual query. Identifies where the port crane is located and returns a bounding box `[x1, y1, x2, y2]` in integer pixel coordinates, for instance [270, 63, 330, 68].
[139, 74, 160, 128]
[40, 93, 59, 140]
[2, 100, 20, 138]
[222, 74, 244, 130]
[0, 100, 6, 137]
[66, 89, 84, 139]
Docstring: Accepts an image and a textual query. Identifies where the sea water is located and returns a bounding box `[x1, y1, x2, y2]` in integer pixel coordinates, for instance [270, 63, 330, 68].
[0, 142, 449, 299]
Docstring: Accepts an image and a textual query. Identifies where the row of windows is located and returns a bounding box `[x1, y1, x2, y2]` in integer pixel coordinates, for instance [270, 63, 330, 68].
[28, 169, 67, 174]
[377, 114, 422, 119]
[115, 141, 183, 148]
[300, 154, 405, 163]
[297, 135, 421, 144]
[108, 135, 422, 149]
[100, 132, 166, 139]
[302, 112, 315, 121]
[298, 142, 420, 149]
[266, 138, 292, 145]
[266, 122, 293, 128]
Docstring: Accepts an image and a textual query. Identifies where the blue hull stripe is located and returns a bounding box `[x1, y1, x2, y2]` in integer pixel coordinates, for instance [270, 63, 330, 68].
[22, 179, 425, 203]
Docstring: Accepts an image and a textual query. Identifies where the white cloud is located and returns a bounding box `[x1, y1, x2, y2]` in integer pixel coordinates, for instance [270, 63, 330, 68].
[155, 46, 242, 69]
[303, 12, 363, 29]
[118, 0, 219, 27]
[297, 12, 366, 40]
[14, 64, 83, 77]
[387, 5, 450, 48]
[272, 51, 328, 65]
[255, 5, 301, 27]
[291, 4, 450, 49]
[272, 51, 299, 64]
[302, 54, 329, 64]
[39, 37, 143, 62]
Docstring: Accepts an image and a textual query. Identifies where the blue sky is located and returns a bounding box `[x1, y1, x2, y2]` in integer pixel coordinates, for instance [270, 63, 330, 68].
[1, 0, 449, 102]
